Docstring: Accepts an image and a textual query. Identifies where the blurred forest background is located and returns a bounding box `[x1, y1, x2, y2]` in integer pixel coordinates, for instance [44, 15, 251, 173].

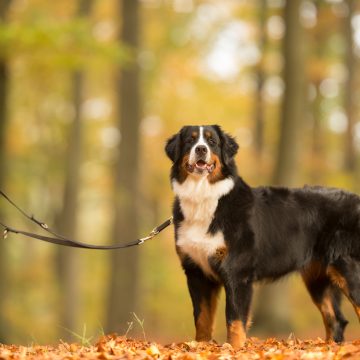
[0, 0, 360, 346]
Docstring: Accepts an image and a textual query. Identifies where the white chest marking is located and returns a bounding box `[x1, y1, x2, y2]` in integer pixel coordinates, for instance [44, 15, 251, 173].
[173, 176, 234, 277]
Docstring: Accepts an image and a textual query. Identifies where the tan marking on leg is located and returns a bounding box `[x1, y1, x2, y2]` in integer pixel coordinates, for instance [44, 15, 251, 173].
[246, 313, 253, 331]
[318, 294, 336, 341]
[227, 320, 246, 349]
[195, 292, 219, 341]
[301, 263, 337, 341]
[327, 266, 360, 322]
[195, 301, 212, 341]
[327, 266, 349, 296]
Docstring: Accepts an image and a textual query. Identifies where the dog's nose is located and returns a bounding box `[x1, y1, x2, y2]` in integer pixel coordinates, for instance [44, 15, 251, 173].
[195, 145, 208, 155]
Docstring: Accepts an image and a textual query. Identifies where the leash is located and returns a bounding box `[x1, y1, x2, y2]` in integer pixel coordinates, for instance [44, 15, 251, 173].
[0, 190, 173, 250]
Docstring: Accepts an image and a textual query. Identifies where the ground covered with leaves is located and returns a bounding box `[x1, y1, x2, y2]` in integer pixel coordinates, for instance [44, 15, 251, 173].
[1, 335, 360, 359]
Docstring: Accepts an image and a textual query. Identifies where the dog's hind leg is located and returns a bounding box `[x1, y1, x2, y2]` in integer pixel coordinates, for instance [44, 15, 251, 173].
[328, 258, 360, 322]
[302, 263, 348, 342]
[330, 285, 348, 341]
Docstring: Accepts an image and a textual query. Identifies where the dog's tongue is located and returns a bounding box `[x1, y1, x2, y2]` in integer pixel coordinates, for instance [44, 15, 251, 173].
[196, 160, 207, 169]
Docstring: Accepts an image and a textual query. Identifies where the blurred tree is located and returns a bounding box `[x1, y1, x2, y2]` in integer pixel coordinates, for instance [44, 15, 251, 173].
[56, 0, 94, 339]
[254, 0, 267, 158]
[255, 0, 306, 335]
[273, 0, 306, 186]
[106, 0, 141, 333]
[0, 0, 12, 343]
[343, 0, 357, 172]
[309, 1, 327, 184]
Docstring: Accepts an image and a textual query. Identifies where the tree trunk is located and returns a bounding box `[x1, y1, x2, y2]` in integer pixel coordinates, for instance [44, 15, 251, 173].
[0, 0, 11, 17]
[310, 81, 323, 184]
[272, 0, 306, 186]
[254, 0, 306, 336]
[343, 0, 356, 172]
[106, 0, 141, 333]
[310, 2, 326, 184]
[0, 0, 12, 343]
[56, 0, 93, 338]
[254, 0, 267, 158]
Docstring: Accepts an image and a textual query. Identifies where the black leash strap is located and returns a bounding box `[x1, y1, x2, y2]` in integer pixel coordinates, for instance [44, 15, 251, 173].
[0, 190, 173, 250]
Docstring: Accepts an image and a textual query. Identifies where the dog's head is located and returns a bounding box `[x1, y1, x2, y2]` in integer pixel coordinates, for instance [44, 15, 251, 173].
[165, 125, 238, 183]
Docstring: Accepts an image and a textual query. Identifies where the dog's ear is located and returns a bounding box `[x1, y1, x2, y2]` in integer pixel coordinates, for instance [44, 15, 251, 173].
[213, 125, 239, 165]
[165, 132, 181, 163]
[223, 132, 239, 159]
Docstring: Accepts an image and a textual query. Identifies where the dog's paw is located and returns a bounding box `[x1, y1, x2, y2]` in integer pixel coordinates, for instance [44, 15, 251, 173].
[224, 340, 246, 351]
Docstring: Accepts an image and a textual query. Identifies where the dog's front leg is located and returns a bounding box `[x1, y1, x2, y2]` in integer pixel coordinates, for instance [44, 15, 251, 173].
[224, 278, 253, 349]
[184, 265, 221, 342]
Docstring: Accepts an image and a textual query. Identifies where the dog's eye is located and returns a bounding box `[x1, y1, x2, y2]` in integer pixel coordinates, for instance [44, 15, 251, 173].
[186, 138, 195, 144]
[208, 138, 217, 146]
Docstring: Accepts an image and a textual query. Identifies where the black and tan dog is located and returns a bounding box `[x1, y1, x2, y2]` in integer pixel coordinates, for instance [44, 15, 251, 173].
[165, 124, 360, 349]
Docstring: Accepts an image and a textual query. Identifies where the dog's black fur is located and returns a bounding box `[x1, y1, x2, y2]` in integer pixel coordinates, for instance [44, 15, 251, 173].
[165, 125, 359, 348]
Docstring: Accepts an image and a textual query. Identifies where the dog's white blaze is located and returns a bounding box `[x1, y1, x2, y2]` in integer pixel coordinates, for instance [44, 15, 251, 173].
[173, 176, 234, 278]
[189, 126, 211, 165]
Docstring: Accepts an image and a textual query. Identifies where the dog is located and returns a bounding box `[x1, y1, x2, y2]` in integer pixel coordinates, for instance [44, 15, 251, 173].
[165, 124, 360, 349]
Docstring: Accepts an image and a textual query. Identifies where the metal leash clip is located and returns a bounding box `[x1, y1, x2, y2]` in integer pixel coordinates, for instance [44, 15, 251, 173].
[150, 228, 159, 237]
[137, 235, 153, 245]
[137, 217, 173, 245]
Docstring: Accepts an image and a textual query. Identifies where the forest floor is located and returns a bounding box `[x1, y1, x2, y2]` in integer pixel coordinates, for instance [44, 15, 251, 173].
[1, 335, 360, 359]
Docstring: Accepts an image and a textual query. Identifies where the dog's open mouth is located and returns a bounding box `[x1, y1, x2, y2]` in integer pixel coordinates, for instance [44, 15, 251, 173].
[186, 160, 215, 173]
[195, 160, 209, 170]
